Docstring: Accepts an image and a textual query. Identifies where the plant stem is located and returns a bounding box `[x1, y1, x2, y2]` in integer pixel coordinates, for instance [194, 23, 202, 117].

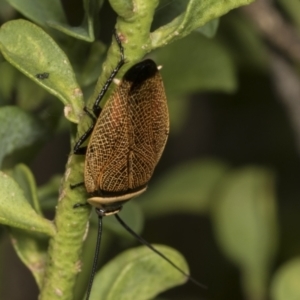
[39, 1, 159, 299]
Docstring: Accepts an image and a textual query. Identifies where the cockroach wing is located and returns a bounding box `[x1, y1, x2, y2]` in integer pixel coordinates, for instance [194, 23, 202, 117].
[84, 59, 169, 196]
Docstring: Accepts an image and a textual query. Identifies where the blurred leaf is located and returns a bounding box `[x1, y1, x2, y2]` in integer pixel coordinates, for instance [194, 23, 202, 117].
[156, 32, 236, 96]
[155, 31, 236, 130]
[5, 0, 67, 28]
[0, 20, 83, 123]
[48, 0, 104, 41]
[0, 106, 46, 166]
[0, 61, 17, 103]
[151, 0, 255, 48]
[90, 245, 189, 300]
[196, 19, 220, 38]
[16, 75, 48, 111]
[9, 228, 48, 288]
[7, 0, 103, 41]
[166, 95, 190, 133]
[211, 167, 278, 300]
[9, 164, 42, 215]
[38, 175, 61, 211]
[0, 171, 56, 236]
[277, 0, 300, 29]
[270, 257, 300, 300]
[140, 159, 229, 217]
[0, 0, 15, 22]
[218, 13, 269, 71]
[104, 201, 144, 241]
[79, 41, 107, 87]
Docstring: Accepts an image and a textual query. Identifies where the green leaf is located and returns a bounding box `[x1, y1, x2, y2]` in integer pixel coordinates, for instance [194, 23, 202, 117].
[0, 171, 56, 237]
[5, 0, 67, 28]
[90, 245, 189, 300]
[151, 0, 255, 48]
[9, 228, 49, 288]
[6, 0, 103, 41]
[140, 159, 229, 218]
[0, 106, 46, 166]
[270, 257, 300, 300]
[211, 166, 278, 300]
[10, 164, 43, 215]
[0, 20, 83, 123]
[153, 0, 219, 38]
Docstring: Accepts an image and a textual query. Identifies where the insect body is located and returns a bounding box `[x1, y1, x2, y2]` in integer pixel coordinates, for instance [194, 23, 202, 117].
[74, 31, 169, 215]
[84, 59, 169, 214]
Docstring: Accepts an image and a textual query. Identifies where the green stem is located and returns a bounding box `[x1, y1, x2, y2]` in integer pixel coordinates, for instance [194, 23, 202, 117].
[88, 0, 160, 109]
[39, 1, 160, 299]
[39, 154, 90, 300]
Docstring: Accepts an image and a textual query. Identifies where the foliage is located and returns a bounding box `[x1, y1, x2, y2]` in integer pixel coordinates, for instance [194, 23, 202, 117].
[2, 0, 300, 299]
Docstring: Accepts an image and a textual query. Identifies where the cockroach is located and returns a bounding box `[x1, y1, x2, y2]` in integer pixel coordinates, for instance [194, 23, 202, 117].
[72, 31, 206, 299]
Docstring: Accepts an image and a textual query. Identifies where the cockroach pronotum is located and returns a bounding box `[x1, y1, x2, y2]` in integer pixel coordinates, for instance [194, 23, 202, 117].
[72, 31, 206, 300]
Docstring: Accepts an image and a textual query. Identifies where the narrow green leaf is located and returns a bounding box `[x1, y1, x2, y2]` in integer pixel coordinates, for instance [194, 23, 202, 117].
[270, 257, 300, 300]
[6, 164, 52, 287]
[140, 159, 229, 217]
[0, 20, 83, 123]
[10, 164, 43, 215]
[211, 167, 278, 300]
[9, 228, 48, 288]
[0, 106, 46, 166]
[90, 245, 189, 300]
[151, 0, 255, 48]
[0, 171, 56, 237]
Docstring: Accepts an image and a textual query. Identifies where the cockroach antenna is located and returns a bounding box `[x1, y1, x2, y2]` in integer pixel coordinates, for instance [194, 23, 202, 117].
[114, 213, 207, 289]
[72, 30, 206, 299]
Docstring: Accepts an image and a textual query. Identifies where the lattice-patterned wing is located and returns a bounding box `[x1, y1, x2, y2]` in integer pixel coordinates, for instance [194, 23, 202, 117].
[84, 59, 169, 196]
